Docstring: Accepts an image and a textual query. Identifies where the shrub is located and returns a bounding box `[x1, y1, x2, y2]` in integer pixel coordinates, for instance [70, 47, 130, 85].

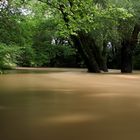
[0, 43, 20, 70]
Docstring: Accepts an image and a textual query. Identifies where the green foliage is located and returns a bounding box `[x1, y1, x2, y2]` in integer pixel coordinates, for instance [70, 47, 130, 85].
[17, 46, 35, 67]
[33, 19, 76, 67]
[34, 43, 76, 67]
[39, 0, 133, 38]
[0, 43, 20, 70]
[0, 0, 140, 71]
[0, 0, 46, 68]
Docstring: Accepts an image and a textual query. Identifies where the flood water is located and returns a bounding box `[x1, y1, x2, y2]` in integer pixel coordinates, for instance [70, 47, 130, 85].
[1, 68, 140, 140]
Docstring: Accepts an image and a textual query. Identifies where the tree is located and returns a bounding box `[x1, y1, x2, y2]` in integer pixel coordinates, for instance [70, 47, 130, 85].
[111, 0, 140, 73]
[0, 0, 37, 69]
[37, 0, 132, 73]
[0, 0, 22, 69]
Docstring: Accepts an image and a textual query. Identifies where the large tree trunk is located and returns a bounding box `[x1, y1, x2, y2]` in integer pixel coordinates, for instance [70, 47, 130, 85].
[85, 34, 108, 72]
[71, 32, 109, 73]
[71, 34, 100, 73]
[121, 41, 132, 73]
[121, 24, 140, 73]
[92, 45, 108, 72]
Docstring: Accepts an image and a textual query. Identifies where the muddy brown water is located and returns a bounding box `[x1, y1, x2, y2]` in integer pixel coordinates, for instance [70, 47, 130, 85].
[1, 68, 140, 140]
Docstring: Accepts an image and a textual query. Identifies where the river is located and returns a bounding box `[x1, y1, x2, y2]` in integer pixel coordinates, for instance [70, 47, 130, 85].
[1, 68, 140, 140]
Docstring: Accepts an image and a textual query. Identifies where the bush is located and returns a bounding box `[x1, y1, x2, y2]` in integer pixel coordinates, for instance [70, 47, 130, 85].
[17, 46, 35, 67]
[0, 43, 20, 70]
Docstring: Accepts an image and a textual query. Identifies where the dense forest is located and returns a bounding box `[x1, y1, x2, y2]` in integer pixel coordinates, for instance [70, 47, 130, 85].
[0, 0, 140, 73]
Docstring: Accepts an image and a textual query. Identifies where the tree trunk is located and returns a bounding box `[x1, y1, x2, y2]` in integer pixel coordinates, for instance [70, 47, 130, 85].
[99, 42, 108, 72]
[71, 32, 109, 73]
[71, 34, 100, 73]
[121, 41, 132, 73]
[121, 24, 140, 73]
[100, 57, 108, 72]
[86, 35, 108, 72]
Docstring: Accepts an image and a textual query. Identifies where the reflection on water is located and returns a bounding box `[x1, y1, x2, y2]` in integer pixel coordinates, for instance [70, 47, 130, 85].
[1, 68, 140, 140]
